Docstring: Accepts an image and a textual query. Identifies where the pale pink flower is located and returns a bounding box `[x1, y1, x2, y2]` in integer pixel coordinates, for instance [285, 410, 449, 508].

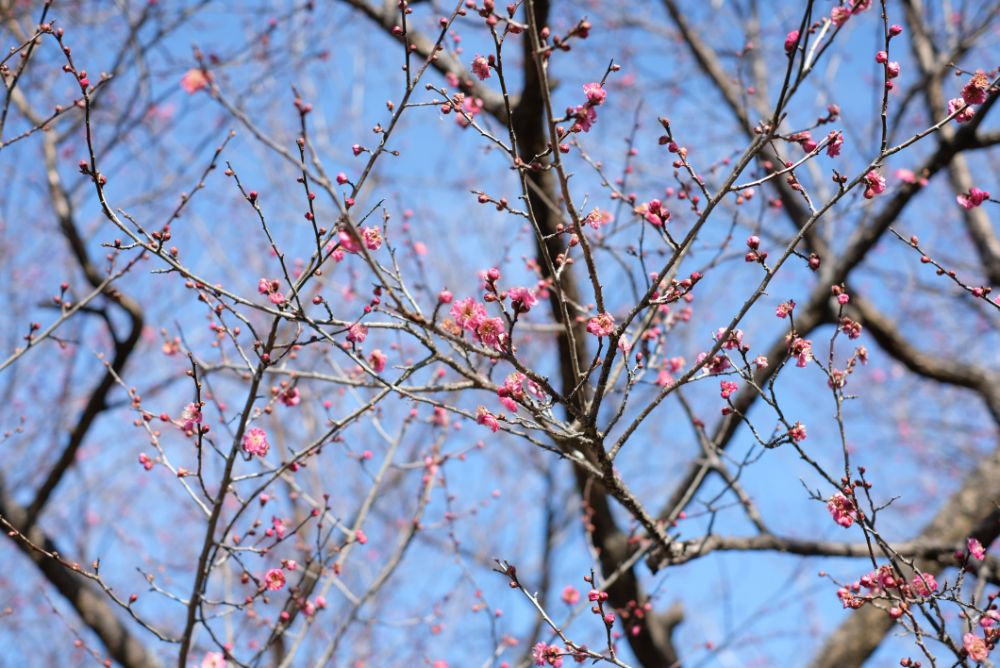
[787, 335, 813, 367]
[753, 355, 769, 370]
[264, 568, 286, 590]
[242, 427, 269, 457]
[471, 55, 490, 80]
[948, 97, 976, 123]
[583, 82, 607, 106]
[586, 312, 615, 337]
[863, 170, 886, 199]
[830, 6, 851, 25]
[788, 421, 807, 442]
[826, 131, 843, 157]
[957, 187, 990, 209]
[964, 632, 989, 661]
[475, 316, 506, 350]
[508, 287, 537, 313]
[827, 493, 857, 528]
[910, 573, 938, 597]
[201, 652, 226, 668]
[369, 349, 387, 373]
[775, 300, 796, 318]
[180, 403, 202, 432]
[561, 585, 580, 605]
[476, 406, 500, 432]
[180, 68, 211, 94]
[584, 208, 612, 229]
[347, 323, 368, 344]
[571, 104, 598, 133]
[451, 297, 487, 330]
[714, 327, 744, 350]
[362, 226, 382, 250]
[968, 537, 986, 560]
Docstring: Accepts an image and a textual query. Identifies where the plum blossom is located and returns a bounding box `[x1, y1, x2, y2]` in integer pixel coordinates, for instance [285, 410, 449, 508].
[201, 652, 226, 668]
[451, 297, 487, 331]
[826, 131, 843, 157]
[180, 403, 202, 432]
[369, 349, 387, 373]
[532, 642, 564, 667]
[181, 68, 211, 94]
[787, 335, 813, 367]
[346, 323, 368, 344]
[720, 380, 738, 399]
[964, 632, 989, 662]
[475, 316, 506, 350]
[968, 537, 986, 560]
[242, 427, 269, 457]
[471, 55, 490, 80]
[948, 97, 977, 123]
[830, 6, 851, 25]
[586, 312, 615, 337]
[584, 207, 612, 229]
[508, 287, 537, 313]
[784, 30, 799, 53]
[775, 300, 796, 318]
[258, 278, 285, 305]
[279, 387, 300, 407]
[582, 82, 607, 106]
[561, 585, 580, 605]
[476, 406, 500, 432]
[962, 70, 990, 105]
[264, 568, 286, 590]
[788, 421, 807, 442]
[456, 95, 484, 128]
[910, 573, 938, 597]
[827, 493, 857, 528]
[957, 187, 990, 209]
[863, 170, 886, 199]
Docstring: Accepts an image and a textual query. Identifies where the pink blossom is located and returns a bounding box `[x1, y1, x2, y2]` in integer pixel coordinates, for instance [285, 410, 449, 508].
[863, 170, 886, 199]
[571, 104, 598, 133]
[788, 421, 807, 442]
[788, 335, 813, 367]
[201, 652, 226, 668]
[347, 323, 368, 344]
[714, 327, 744, 350]
[830, 7, 851, 25]
[968, 537, 986, 560]
[180, 403, 202, 432]
[456, 96, 484, 128]
[886, 61, 900, 79]
[438, 290, 453, 304]
[471, 55, 490, 80]
[181, 68, 211, 94]
[242, 427, 269, 457]
[362, 226, 382, 250]
[962, 70, 990, 105]
[475, 316, 506, 350]
[476, 406, 500, 432]
[264, 568, 286, 590]
[784, 31, 799, 53]
[582, 82, 607, 106]
[532, 642, 564, 667]
[910, 573, 938, 597]
[957, 187, 990, 209]
[964, 632, 989, 661]
[827, 493, 857, 528]
[369, 349, 387, 373]
[826, 131, 843, 157]
[355, 529, 367, 545]
[508, 287, 537, 313]
[279, 387, 300, 407]
[851, 0, 872, 13]
[451, 297, 487, 330]
[586, 312, 615, 337]
[775, 300, 795, 318]
[753, 355, 769, 370]
[720, 380, 738, 399]
[561, 585, 580, 605]
[584, 208, 612, 229]
[948, 97, 976, 123]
